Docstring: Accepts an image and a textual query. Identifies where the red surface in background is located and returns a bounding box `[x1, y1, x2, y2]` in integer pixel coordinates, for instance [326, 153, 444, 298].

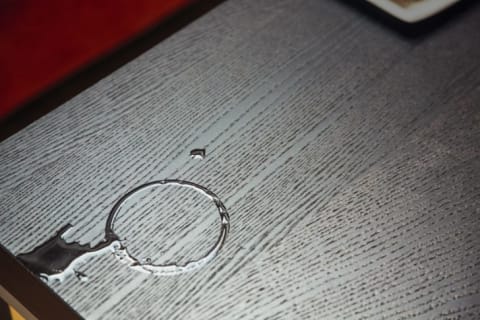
[0, 0, 192, 120]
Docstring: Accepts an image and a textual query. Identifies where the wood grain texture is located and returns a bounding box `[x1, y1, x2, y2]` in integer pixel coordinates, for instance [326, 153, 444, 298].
[1, 0, 480, 319]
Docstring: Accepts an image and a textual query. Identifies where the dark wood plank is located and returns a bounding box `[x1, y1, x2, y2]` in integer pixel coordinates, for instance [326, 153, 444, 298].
[0, 0, 479, 319]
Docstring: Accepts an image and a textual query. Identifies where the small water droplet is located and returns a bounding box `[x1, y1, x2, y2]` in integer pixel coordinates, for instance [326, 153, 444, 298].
[75, 270, 89, 282]
[190, 148, 206, 160]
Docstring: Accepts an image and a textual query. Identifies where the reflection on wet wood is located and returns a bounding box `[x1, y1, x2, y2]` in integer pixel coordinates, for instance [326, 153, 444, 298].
[0, 0, 479, 318]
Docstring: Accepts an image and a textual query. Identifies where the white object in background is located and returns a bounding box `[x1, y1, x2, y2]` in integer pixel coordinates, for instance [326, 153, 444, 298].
[366, 0, 461, 23]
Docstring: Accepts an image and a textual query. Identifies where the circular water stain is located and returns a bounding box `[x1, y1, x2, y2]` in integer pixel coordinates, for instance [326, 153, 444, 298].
[108, 180, 229, 275]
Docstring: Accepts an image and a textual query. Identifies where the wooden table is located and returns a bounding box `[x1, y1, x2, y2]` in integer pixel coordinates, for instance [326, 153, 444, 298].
[1, 0, 479, 318]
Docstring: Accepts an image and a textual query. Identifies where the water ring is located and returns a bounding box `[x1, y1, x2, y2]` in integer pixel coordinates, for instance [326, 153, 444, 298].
[104, 179, 230, 276]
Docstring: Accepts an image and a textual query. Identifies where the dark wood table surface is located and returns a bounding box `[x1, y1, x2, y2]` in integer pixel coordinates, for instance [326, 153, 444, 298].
[1, 0, 479, 319]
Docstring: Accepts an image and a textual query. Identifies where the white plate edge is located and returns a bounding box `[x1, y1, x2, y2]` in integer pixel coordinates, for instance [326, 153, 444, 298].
[365, 0, 461, 23]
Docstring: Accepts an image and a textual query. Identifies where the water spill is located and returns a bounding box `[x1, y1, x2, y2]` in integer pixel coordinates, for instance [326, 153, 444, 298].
[109, 180, 230, 276]
[17, 224, 119, 283]
[16, 179, 229, 282]
[75, 270, 89, 282]
[190, 148, 206, 160]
